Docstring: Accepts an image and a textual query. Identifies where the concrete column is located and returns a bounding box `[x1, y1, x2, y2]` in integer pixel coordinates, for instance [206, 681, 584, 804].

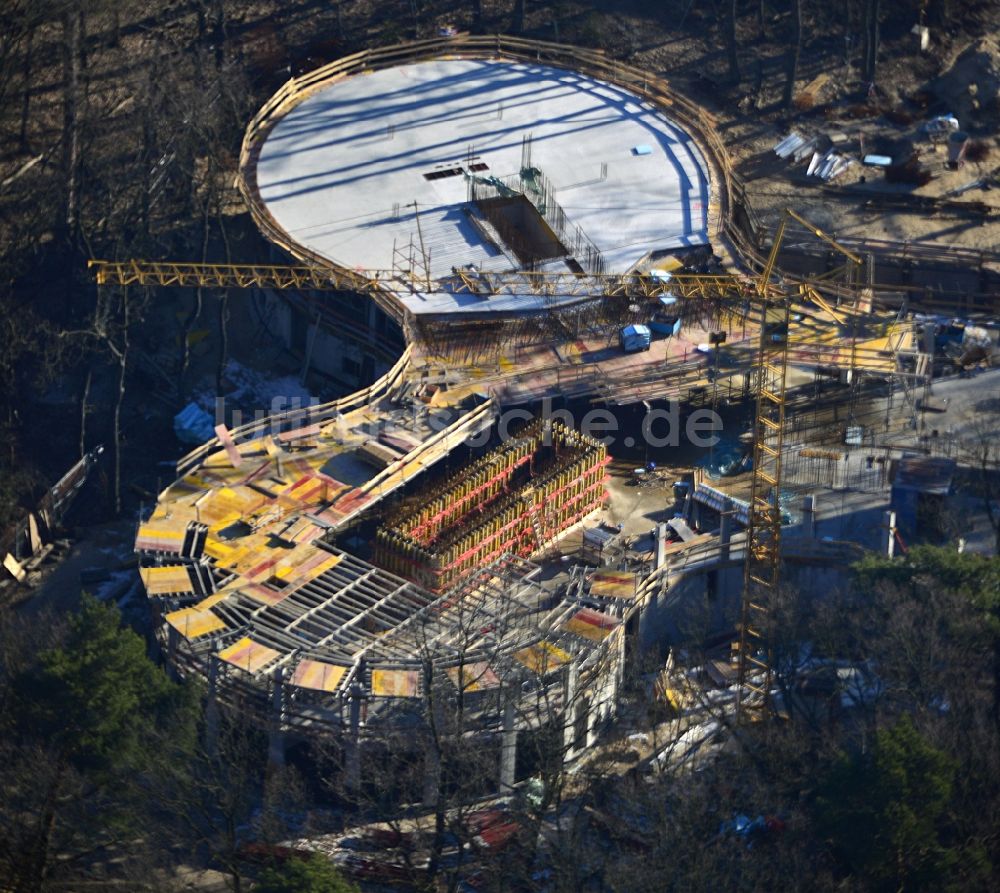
[719, 497, 733, 563]
[563, 662, 579, 762]
[422, 731, 441, 807]
[654, 522, 668, 570]
[204, 643, 221, 756]
[613, 626, 625, 707]
[585, 695, 599, 748]
[882, 510, 897, 557]
[801, 494, 817, 539]
[268, 667, 286, 768]
[166, 624, 180, 679]
[344, 685, 363, 798]
[499, 695, 517, 790]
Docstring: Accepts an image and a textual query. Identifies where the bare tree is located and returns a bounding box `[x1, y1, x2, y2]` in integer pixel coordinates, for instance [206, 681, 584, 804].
[861, 0, 880, 83]
[725, 0, 740, 83]
[782, 0, 803, 108]
[60, 1, 83, 248]
[514, 0, 526, 33]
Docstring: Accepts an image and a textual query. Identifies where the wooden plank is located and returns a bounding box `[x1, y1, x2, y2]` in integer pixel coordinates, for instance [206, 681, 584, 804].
[27, 513, 43, 554]
[3, 553, 26, 583]
[214, 423, 244, 469]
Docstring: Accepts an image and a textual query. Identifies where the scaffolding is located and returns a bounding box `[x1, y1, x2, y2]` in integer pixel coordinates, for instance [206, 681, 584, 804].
[375, 420, 609, 592]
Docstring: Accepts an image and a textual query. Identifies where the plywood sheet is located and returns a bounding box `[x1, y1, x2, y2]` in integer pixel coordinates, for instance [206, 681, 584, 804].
[514, 641, 571, 674]
[291, 659, 347, 693]
[446, 661, 500, 692]
[219, 636, 281, 674]
[165, 606, 226, 639]
[141, 565, 194, 595]
[371, 668, 420, 697]
[589, 570, 637, 599]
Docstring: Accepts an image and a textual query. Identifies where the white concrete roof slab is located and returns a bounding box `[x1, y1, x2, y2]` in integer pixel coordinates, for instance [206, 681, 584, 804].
[256, 59, 711, 289]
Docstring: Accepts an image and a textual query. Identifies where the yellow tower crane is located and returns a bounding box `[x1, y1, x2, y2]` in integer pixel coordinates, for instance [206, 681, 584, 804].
[735, 210, 863, 720]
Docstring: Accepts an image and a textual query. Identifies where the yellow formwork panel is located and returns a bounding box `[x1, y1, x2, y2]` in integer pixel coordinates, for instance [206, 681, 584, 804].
[165, 606, 226, 639]
[135, 523, 186, 553]
[563, 611, 617, 642]
[446, 662, 500, 692]
[195, 591, 231, 610]
[140, 565, 194, 595]
[589, 570, 638, 599]
[291, 659, 347, 693]
[513, 641, 571, 674]
[203, 537, 242, 564]
[371, 668, 420, 697]
[218, 636, 281, 674]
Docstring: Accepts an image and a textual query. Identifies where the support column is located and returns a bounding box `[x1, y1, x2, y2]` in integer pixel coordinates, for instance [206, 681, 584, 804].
[204, 645, 220, 756]
[562, 662, 579, 763]
[166, 624, 180, 680]
[499, 695, 517, 790]
[344, 685, 363, 799]
[585, 694, 600, 748]
[882, 510, 897, 557]
[654, 522, 668, 570]
[613, 626, 625, 708]
[268, 667, 286, 768]
[300, 313, 320, 385]
[719, 497, 733, 564]
[801, 494, 816, 539]
[422, 731, 441, 807]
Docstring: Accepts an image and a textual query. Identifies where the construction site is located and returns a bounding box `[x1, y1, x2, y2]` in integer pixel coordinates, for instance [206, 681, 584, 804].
[97, 35, 1000, 799]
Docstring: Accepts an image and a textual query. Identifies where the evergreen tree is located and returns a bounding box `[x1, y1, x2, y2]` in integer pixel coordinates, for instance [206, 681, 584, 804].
[2, 594, 199, 889]
[255, 853, 359, 893]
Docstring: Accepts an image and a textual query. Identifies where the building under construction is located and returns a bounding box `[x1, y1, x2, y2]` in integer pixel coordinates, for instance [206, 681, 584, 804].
[376, 420, 608, 592]
[120, 35, 998, 787]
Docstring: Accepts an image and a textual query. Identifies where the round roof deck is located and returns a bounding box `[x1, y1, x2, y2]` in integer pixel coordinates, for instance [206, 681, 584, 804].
[254, 58, 712, 282]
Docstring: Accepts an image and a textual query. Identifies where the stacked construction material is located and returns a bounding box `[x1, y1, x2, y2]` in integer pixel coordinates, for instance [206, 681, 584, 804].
[375, 420, 608, 592]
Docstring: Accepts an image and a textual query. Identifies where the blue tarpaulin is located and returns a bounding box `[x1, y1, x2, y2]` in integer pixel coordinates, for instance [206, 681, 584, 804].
[174, 402, 216, 445]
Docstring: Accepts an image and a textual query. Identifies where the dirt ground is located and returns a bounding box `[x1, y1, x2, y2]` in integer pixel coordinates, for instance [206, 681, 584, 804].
[604, 4, 1000, 254]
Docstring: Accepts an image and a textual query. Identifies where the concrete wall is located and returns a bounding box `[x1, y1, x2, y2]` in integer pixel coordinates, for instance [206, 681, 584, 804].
[636, 569, 744, 654]
[260, 289, 395, 389]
